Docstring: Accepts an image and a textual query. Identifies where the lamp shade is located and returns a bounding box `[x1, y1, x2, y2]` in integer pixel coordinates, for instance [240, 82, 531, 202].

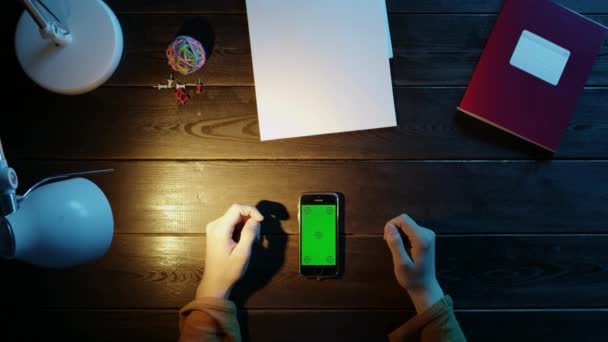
[5, 177, 113, 268]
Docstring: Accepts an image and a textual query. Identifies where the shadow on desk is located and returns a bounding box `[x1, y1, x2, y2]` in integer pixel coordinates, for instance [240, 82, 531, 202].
[232, 200, 289, 342]
[454, 110, 554, 158]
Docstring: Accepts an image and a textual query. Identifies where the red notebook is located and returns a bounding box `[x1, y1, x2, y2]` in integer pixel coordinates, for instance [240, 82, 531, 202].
[458, 0, 606, 151]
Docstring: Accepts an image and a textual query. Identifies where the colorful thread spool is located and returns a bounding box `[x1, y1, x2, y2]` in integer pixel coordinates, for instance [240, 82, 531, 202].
[166, 35, 206, 75]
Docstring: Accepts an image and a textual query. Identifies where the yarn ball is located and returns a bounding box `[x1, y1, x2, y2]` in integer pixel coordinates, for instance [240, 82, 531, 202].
[166, 35, 206, 75]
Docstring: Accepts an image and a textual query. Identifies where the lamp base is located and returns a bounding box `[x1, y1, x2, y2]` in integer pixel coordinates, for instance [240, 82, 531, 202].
[15, 0, 123, 95]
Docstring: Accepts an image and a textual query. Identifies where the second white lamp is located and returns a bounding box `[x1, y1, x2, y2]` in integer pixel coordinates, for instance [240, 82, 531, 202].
[15, 0, 123, 95]
[0, 138, 114, 268]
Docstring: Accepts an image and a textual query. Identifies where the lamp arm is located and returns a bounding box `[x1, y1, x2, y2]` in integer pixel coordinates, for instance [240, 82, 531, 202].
[20, 169, 114, 199]
[0, 137, 18, 217]
[0, 139, 16, 259]
[21, 0, 72, 46]
[0, 136, 5, 162]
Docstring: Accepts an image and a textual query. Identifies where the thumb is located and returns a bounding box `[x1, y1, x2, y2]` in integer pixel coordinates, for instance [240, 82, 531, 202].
[384, 223, 413, 268]
[232, 218, 261, 261]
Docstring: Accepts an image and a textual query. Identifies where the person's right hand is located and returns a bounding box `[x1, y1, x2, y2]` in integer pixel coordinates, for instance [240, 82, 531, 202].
[384, 214, 445, 313]
[196, 204, 264, 299]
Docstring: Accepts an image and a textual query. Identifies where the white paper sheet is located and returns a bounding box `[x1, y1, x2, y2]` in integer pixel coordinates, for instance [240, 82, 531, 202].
[246, 0, 397, 141]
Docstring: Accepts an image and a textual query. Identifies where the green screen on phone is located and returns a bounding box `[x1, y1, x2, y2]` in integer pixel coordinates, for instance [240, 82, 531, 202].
[301, 204, 336, 266]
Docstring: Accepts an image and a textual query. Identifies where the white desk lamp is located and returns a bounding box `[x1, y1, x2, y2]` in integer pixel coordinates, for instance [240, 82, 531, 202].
[15, 0, 123, 94]
[0, 138, 114, 268]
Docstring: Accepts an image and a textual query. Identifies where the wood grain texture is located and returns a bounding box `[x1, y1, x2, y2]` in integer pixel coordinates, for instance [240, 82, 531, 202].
[103, 0, 608, 14]
[7, 160, 608, 234]
[3, 1, 608, 339]
[7, 7, 608, 87]
[388, 0, 608, 14]
[389, 14, 608, 86]
[1, 235, 607, 309]
[106, 0, 246, 14]
[40, 14, 603, 87]
[2, 310, 179, 342]
[249, 309, 608, 342]
[3, 87, 607, 159]
[7, 309, 608, 342]
[109, 14, 252, 86]
[457, 310, 608, 342]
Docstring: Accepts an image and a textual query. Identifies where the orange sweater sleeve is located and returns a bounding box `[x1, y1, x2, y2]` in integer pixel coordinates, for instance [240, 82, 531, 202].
[178, 297, 241, 342]
[389, 295, 466, 342]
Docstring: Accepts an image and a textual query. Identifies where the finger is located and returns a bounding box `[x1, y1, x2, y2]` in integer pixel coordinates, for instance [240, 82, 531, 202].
[219, 204, 264, 236]
[388, 214, 423, 240]
[232, 218, 261, 261]
[205, 217, 221, 234]
[384, 223, 413, 268]
[411, 226, 436, 262]
[223, 204, 264, 224]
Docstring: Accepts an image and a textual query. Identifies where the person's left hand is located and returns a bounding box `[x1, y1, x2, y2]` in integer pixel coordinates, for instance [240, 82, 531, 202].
[196, 204, 264, 299]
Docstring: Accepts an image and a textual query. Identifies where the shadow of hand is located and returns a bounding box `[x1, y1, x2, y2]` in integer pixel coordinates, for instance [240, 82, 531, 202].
[231, 200, 289, 306]
[232, 200, 289, 342]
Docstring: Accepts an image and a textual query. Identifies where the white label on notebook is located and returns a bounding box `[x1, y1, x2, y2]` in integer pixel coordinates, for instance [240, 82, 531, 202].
[510, 30, 570, 86]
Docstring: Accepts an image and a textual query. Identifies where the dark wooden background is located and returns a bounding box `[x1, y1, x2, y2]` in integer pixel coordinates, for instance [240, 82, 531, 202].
[1, 0, 607, 341]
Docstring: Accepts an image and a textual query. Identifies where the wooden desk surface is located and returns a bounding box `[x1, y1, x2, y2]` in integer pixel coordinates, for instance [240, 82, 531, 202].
[1, 1, 607, 341]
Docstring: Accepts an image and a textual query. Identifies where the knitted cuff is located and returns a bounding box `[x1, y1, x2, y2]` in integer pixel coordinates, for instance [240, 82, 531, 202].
[180, 297, 237, 316]
[388, 295, 454, 341]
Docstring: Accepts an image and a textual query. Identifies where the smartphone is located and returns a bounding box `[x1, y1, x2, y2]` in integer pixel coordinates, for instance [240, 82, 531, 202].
[299, 192, 340, 278]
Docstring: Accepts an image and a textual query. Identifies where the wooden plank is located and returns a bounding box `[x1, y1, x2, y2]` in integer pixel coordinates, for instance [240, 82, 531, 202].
[456, 310, 608, 342]
[109, 14, 253, 86]
[7, 10, 608, 87]
[248, 309, 608, 342]
[28, 14, 601, 87]
[6, 160, 608, 234]
[106, 0, 246, 13]
[2, 235, 607, 309]
[7, 309, 608, 342]
[71, 0, 608, 15]
[2, 310, 179, 342]
[389, 0, 608, 14]
[389, 14, 608, 86]
[3, 87, 607, 159]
